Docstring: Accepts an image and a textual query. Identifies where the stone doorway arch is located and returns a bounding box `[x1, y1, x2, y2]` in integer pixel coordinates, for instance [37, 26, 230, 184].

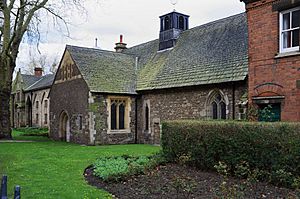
[59, 111, 70, 142]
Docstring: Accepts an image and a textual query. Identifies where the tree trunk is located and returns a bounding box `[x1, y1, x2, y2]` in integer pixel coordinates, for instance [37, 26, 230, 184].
[0, 89, 12, 139]
[0, 58, 14, 140]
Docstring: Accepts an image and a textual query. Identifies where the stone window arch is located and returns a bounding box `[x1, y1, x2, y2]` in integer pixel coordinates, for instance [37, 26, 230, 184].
[206, 90, 229, 119]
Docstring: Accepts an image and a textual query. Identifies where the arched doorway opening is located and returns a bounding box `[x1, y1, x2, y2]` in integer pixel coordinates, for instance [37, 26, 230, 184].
[26, 96, 32, 127]
[59, 111, 70, 142]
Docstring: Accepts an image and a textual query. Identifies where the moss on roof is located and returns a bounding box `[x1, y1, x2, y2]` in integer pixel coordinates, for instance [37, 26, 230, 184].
[66, 46, 137, 94]
[66, 13, 248, 94]
[125, 13, 248, 91]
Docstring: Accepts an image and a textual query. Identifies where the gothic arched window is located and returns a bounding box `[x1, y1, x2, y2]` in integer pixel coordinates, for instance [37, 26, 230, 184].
[110, 99, 128, 131]
[208, 92, 227, 120]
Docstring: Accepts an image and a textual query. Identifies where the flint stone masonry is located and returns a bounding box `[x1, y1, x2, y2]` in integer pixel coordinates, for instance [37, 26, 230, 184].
[50, 50, 91, 144]
[90, 93, 136, 145]
[137, 82, 246, 144]
[50, 77, 90, 144]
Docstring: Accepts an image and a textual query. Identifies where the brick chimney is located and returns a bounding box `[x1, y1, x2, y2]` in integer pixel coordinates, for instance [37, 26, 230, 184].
[34, 67, 43, 77]
[115, 35, 127, 53]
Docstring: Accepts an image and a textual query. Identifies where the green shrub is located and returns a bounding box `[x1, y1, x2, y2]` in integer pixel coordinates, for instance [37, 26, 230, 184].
[14, 127, 49, 137]
[161, 120, 300, 188]
[93, 154, 165, 182]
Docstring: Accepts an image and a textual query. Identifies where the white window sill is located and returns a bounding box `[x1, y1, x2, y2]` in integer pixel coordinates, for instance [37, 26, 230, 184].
[275, 51, 300, 59]
[107, 129, 131, 134]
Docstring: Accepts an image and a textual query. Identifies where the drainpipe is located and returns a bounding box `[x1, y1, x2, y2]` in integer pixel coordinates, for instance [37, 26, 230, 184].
[232, 83, 236, 120]
[135, 97, 138, 144]
[134, 57, 139, 144]
[30, 92, 33, 127]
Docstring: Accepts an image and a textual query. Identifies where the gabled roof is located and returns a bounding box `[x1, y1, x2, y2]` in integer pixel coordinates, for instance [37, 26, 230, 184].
[25, 74, 55, 91]
[21, 74, 41, 90]
[65, 12, 248, 94]
[12, 72, 54, 93]
[125, 13, 248, 91]
[66, 45, 137, 94]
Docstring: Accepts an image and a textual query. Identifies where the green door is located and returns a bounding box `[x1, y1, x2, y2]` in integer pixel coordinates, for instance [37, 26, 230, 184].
[258, 104, 281, 122]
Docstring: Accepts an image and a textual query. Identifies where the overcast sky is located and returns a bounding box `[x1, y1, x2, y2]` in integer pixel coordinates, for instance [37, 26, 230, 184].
[17, 0, 245, 74]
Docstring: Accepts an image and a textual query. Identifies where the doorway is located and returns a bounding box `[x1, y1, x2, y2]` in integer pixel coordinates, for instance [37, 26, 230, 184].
[258, 103, 281, 122]
[26, 96, 32, 127]
[59, 111, 70, 142]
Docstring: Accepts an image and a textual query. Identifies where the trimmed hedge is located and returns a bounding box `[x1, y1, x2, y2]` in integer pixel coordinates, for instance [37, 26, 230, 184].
[161, 120, 300, 188]
[14, 127, 49, 137]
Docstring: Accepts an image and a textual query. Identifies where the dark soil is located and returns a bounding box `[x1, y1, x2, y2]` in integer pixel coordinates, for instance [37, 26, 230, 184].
[84, 164, 299, 199]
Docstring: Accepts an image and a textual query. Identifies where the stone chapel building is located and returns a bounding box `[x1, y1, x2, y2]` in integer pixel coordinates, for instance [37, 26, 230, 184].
[240, 0, 300, 121]
[11, 68, 54, 128]
[49, 11, 248, 145]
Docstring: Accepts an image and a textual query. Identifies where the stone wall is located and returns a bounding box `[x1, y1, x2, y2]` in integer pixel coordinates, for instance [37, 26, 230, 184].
[25, 88, 51, 128]
[50, 50, 91, 144]
[244, 0, 300, 121]
[90, 93, 136, 145]
[12, 91, 26, 128]
[49, 77, 90, 144]
[137, 82, 247, 144]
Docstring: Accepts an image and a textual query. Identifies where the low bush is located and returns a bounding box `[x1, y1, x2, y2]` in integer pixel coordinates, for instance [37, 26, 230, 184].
[14, 127, 49, 137]
[161, 120, 300, 188]
[93, 153, 166, 182]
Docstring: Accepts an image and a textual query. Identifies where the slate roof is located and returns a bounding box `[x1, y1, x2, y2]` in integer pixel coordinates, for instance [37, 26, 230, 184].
[67, 45, 137, 94]
[125, 13, 248, 91]
[21, 74, 41, 90]
[25, 74, 55, 91]
[66, 12, 248, 94]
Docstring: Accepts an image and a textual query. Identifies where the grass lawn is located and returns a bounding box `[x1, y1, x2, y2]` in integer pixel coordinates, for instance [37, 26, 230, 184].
[0, 131, 160, 198]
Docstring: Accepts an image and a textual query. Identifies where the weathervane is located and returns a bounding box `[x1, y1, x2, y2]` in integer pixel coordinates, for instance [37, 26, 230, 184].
[170, 0, 178, 11]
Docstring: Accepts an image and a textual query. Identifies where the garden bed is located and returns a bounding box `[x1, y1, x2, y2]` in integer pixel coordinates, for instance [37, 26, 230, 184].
[84, 163, 298, 199]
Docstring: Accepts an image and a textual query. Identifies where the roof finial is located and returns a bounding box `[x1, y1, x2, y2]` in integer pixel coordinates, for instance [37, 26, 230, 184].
[170, 0, 178, 11]
[95, 38, 98, 48]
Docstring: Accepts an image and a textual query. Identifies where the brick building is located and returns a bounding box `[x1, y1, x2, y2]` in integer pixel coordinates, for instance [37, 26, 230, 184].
[49, 11, 248, 145]
[240, 0, 300, 121]
[11, 68, 54, 128]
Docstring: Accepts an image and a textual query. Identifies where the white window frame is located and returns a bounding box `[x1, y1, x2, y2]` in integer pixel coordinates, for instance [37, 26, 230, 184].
[279, 7, 300, 53]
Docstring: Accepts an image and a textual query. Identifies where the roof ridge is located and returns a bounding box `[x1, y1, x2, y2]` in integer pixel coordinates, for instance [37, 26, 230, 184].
[125, 12, 245, 51]
[187, 12, 246, 32]
[21, 74, 38, 77]
[26, 75, 46, 90]
[66, 45, 136, 58]
[125, 39, 158, 51]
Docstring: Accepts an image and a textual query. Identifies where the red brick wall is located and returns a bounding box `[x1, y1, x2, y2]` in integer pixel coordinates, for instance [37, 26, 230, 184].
[245, 0, 300, 121]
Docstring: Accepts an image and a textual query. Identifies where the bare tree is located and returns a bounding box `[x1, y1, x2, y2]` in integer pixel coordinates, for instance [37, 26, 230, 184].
[49, 55, 58, 74]
[24, 53, 56, 75]
[0, 0, 85, 139]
